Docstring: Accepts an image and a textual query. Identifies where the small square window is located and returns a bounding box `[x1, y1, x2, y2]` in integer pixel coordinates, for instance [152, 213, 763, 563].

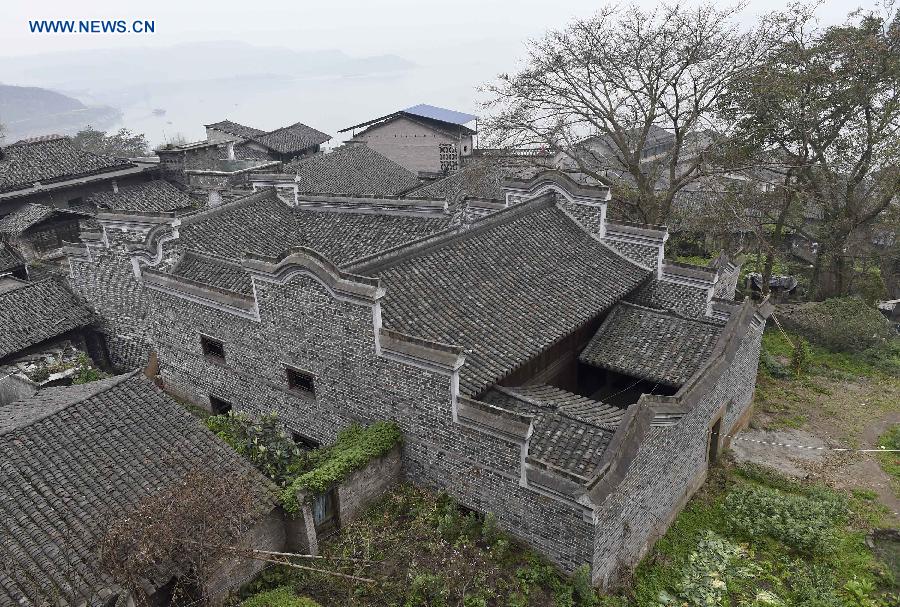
[285, 366, 315, 395]
[209, 395, 232, 415]
[200, 335, 226, 362]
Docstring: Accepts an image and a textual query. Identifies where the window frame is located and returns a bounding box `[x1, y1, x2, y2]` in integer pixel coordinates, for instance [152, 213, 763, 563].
[199, 334, 226, 363]
[284, 365, 316, 396]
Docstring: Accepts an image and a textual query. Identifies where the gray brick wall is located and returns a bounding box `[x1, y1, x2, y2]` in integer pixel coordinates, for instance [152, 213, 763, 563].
[337, 445, 402, 525]
[70, 218, 766, 587]
[148, 272, 595, 573]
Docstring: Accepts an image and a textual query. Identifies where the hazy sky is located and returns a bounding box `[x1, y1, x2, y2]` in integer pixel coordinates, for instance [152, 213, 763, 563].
[2, 0, 880, 61]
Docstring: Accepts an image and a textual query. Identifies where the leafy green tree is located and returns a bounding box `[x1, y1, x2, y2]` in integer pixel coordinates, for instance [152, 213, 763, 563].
[724, 3, 900, 298]
[72, 125, 149, 158]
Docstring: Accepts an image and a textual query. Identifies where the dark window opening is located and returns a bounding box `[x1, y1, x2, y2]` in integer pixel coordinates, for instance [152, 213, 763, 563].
[200, 335, 226, 362]
[209, 395, 232, 415]
[708, 417, 722, 464]
[286, 366, 315, 395]
[292, 431, 321, 450]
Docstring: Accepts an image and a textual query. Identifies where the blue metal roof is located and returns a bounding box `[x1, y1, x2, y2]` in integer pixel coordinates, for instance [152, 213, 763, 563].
[402, 104, 477, 125]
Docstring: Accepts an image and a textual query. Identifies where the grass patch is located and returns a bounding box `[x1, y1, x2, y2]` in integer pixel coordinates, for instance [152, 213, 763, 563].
[241, 587, 320, 607]
[627, 461, 896, 607]
[876, 425, 900, 497]
[753, 330, 900, 438]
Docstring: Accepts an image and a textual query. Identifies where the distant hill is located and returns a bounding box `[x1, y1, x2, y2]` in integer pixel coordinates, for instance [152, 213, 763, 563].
[0, 84, 120, 141]
[0, 42, 415, 93]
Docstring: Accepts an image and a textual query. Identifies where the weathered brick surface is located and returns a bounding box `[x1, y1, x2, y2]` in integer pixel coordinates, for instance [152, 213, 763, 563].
[713, 266, 741, 300]
[147, 272, 594, 572]
[337, 445, 401, 524]
[204, 510, 287, 604]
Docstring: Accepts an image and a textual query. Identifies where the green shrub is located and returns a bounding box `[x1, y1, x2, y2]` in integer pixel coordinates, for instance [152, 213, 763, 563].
[242, 586, 321, 607]
[876, 425, 900, 484]
[791, 336, 811, 377]
[404, 572, 449, 607]
[570, 565, 598, 607]
[760, 345, 792, 378]
[206, 411, 306, 486]
[777, 297, 895, 354]
[281, 422, 402, 513]
[725, 485, 846, 554]
[659, 531, 756, 606]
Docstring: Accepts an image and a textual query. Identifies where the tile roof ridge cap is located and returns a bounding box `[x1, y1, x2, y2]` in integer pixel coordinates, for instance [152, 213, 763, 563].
[8, 134, 69, 146]
[347, 193, 557, 274]
[179, 187, 280, 226]
[617, 300, 724, 326]
[3, 371, 141, 435]
[255, 121, 330, 142]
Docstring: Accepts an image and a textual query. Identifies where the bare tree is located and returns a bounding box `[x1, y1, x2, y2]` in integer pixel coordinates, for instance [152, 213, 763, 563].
[482, 2, 777, 225]
[98, 465, 270, 606]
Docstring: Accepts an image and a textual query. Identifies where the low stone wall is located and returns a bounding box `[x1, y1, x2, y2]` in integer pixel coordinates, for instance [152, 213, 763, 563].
[205, 509, 288, 604]
[338, 444, 402, 524]
[289, 444, 402, 554]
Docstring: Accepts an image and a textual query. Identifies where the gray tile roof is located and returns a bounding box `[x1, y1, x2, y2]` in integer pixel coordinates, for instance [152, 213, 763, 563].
[481, 385, 623, 477]
[529, 413, 615, 477]
[482, 385, 624, 427]
[0, 278, 95, 361]
[0, 203, 88, 236]
[251, 122, 331, 154]
[292, 209, 451, 265]
[411, 159, 509, 201]
[0, 136, 131, 194]
[178, 190, 303, 260]
[289, 145, 420, 196]
[579, 302, 725, 387]
[87, 180, 194, 213]
[0, 242, 25, 273]
[368, 198, 651, 396]
[171, 251, 254, 294]
[206, 120, 266, 140]
[0, 372, 275, 605]
[170, 190, 451, 292]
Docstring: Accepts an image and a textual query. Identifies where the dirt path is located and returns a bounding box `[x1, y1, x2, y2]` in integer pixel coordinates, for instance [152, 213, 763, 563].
[826, 410, 900, 522]
[732, 409, 900, 524]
